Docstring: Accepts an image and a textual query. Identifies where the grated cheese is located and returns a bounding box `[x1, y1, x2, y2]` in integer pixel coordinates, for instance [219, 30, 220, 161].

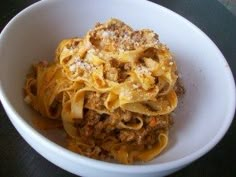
[136, 65, 151, 75]
[75, 58, 92, 70]
[69, 64, 76, 72]
[102, 31, 115, 38]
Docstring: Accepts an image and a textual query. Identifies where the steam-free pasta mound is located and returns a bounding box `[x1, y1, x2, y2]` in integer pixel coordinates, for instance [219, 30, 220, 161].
[24, 19, 182, 164]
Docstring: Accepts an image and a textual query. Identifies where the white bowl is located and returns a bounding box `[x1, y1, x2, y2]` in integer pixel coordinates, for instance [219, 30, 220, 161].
[0, 0, 235, 176]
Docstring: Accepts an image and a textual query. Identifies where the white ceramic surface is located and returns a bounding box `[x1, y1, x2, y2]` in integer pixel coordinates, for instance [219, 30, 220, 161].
[0, 0, 235, 177]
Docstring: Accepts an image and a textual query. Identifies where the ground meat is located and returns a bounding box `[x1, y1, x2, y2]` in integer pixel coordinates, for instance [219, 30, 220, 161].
[148, 115, 173, 129]
[144, 132, 159, 145]
[122, 111, 132, 122]
[78, 110, 101, 138]
[135, 128, 150, 145]
[118, 115, 172, 145]
[124, 63, 131, 71]
[83, 126, 93, 137]
[119, 130, 135, 142]
[117, 127, 149, 145]
[77, 108, 172, 152]
[117, 63, 130, 83]
[94, 121, 105, 131]
[109, 58, 120, 67]
[84, 110, 101, 126]
[109, 111, 122, 126]
[79, 111, 114, 139]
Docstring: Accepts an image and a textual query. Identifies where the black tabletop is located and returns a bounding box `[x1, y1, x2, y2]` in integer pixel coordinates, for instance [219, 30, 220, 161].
[0, 0, 236, 177]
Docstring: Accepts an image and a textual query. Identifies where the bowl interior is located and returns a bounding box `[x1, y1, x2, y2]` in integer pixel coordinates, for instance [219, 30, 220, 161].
[0, 0, 235, 165]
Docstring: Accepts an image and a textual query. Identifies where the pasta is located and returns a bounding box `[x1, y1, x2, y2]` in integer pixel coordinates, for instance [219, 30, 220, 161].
[24, 19, 182, 164]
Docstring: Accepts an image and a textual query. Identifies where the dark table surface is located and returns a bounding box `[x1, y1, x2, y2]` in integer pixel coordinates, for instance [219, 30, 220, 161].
[0, 0, 236, 177]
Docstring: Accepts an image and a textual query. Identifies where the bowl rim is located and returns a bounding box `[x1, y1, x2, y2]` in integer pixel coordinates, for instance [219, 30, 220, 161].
[0, 0, 235, 173]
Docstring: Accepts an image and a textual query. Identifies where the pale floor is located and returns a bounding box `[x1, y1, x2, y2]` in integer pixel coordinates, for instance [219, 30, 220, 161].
[218, 0, 236, 15]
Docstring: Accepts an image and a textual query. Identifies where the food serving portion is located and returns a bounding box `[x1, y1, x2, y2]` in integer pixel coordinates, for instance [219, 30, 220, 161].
[24, 19, 182, 164]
